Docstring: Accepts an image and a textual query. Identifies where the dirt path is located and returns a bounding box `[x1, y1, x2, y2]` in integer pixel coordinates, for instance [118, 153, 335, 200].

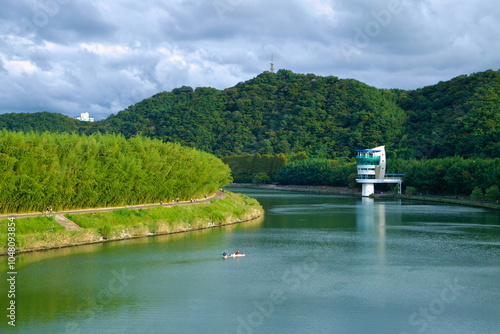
[0, 191, 227, 231]
[54, 214, 82, 231]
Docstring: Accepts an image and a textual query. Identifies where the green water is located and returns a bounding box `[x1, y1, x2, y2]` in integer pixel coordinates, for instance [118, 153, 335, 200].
[1, 188, 499, 333]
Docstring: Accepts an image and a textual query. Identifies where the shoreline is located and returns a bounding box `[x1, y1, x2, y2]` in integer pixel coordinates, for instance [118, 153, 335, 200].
[373, 194, 500, 211]
[0, 192, 264, 255]
[2, 214, 263, 256]
[230, 183, 500, 210]
[228, 183, 361, 196]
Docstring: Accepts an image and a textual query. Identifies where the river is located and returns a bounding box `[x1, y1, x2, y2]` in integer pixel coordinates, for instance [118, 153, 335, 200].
[1, 187, 499, 334]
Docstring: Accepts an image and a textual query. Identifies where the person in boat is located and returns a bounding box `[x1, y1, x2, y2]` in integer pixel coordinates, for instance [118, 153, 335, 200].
[223, 251, 228, 257]
[235, 250, 240, 255]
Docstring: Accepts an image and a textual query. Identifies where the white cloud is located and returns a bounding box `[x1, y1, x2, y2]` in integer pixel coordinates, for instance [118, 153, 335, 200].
[79, 43, 132, 57]
[0, 0, 499, 119]
[2, 57, 38, 75]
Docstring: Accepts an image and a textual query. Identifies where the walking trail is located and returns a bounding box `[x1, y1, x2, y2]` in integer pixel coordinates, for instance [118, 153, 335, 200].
[0, 191, 226, 230]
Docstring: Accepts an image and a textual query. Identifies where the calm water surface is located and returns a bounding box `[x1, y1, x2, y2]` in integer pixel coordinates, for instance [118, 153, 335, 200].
[1, 188, 499, 334]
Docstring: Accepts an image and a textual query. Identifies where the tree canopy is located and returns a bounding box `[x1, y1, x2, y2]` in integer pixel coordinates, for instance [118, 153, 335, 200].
[0, 69, 498, 160]
[0, 131, 232, 213]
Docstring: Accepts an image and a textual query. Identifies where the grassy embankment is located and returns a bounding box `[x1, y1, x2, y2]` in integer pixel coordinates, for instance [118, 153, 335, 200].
[0, 192, 263, 254]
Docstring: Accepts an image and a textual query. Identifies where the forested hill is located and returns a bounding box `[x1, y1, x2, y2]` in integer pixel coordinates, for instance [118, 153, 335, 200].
[1, 69, 498, 159]
[396, 69, 499, 159]
[0, 112, 83, 133]
[101, 70, 407, 158]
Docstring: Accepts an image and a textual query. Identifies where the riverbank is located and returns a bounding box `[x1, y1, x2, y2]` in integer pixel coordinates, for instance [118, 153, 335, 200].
[0, 192, 264, 255]
[230, 184, 500, 211]
[229, 183, 361, 196]
[371, 194, 500, 211]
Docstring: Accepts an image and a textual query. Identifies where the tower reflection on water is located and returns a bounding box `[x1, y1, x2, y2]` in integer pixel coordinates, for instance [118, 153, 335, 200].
[356, 197, 402, 266]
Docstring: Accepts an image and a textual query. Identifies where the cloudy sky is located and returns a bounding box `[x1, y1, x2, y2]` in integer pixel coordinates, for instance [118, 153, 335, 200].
[1, 0, 499, 120]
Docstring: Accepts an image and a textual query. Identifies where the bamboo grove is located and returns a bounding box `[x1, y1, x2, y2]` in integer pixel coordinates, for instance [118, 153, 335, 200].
[0, 130, 232, 213]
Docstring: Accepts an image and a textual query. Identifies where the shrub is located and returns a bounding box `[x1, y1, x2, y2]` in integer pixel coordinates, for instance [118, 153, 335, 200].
[252, 172, 271, 184]
[470, 187, 484, 200]
[405, 186, 417, 195]
[485, 185, 500, 201]
[99, 225, 113, 239]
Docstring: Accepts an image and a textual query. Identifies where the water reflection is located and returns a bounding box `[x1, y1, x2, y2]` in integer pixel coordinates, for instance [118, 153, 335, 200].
[0, 216, 265, 333]
[355, 198, 392, 266]
[3, 189, 499, 334]
[2, 216, 264, 271]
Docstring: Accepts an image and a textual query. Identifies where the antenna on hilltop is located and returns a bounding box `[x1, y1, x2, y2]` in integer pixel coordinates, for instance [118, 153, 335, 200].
[270, 54, 275, 73]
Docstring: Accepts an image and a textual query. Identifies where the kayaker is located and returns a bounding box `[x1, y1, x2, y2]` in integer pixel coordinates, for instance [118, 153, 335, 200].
[235, 250, 240, 255]
[223, 251, 228, 257]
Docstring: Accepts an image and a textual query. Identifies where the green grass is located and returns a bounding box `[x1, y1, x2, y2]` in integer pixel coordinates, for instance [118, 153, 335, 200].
[0, 192, 263, 254]
[0, 216, 67, 252]
[66, 192, 263, 239]
[0, 216, 65, 234]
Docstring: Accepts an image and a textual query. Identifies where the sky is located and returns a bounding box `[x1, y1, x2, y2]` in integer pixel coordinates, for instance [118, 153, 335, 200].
[1, 0, 499, 120]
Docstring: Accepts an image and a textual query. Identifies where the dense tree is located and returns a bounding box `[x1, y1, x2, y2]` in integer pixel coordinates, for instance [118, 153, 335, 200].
[402, 157, 499, 195]
[0, 112, 83, 133]
[222, 153, 288, 183]
[247, 154, 498, 197]
[275, 159, 356, 187]
[95, 69, 498, 159]
[0, 70, 498, 160]
[0, 131, 232, 213]
[396, 70, 500, 159]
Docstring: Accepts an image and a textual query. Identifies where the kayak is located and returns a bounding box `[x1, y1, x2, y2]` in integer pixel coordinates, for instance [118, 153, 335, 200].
[223, 253, 246, 259]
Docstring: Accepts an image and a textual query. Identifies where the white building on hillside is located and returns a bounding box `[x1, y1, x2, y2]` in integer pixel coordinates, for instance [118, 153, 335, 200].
[356, 146, 402, 196]
[76, 112, 94, 122]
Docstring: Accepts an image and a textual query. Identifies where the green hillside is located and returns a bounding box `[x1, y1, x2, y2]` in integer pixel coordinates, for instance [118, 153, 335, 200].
[396, 69, 500, 158]
[99, 70, 407, 158]
[0, 69, 498, 159]
[0, 112, 83, 133]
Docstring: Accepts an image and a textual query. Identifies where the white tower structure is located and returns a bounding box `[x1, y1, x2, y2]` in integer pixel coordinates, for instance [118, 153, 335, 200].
[270, 55, 275, 73]
[356, 146, 402, 196]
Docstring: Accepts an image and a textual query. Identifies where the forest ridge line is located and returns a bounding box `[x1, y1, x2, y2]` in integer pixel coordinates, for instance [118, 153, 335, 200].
[0, 68, 498, 159]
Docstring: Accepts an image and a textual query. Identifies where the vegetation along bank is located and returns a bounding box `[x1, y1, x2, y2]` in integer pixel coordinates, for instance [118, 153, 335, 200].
[0, 130, 232, 213]
[0, 191, 263, 254]
[225, 153, 499, 201]
[0, 130, 265, 254]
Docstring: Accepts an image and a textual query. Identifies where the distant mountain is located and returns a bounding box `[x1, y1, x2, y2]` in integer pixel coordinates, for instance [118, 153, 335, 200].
[100, 71, 407, 158]
[1, 69, 498, 159]
[0, 112, 84, 133]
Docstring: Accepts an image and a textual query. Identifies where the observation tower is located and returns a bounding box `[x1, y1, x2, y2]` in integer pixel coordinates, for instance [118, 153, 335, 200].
[356, 146, 402, 196]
